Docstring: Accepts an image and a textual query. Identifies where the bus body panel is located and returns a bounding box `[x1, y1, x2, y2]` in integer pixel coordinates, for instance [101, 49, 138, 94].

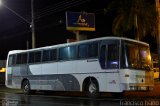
[6, 65, 26, 89]
[58, 61, 77, 74]
[85, 72, 122, 92]
[119, 69, 154, 91]
[41, 62, 58, 75]
[5, 67, 12, 88]
[36, 74, 80, 91]
[76, 59, 99, 73]
[28, 64, 41, 75]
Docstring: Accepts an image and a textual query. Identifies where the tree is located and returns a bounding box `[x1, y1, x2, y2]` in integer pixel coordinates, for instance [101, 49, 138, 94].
[105, 0, 157, 40]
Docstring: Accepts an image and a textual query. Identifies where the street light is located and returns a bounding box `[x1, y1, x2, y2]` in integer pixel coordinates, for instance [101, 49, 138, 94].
[0, 0, 36, 48]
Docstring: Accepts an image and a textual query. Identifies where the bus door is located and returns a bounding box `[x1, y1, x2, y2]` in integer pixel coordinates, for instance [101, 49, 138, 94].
[99, 40, 121, 91]
[99, 40, 120, 71]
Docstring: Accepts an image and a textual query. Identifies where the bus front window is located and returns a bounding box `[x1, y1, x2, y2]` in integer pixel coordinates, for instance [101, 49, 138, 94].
[124, 41, 151, 70]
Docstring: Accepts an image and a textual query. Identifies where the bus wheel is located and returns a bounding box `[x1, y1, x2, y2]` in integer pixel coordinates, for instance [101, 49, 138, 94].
[86, 80, 99, 98]
[22, 80, 31, 95]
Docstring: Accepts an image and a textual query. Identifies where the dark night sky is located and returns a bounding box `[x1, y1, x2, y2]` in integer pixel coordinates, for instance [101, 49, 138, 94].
[0, 0, 157, 59]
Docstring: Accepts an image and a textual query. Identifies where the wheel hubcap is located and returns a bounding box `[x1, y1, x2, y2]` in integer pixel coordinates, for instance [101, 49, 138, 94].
[24, 84, 29, 92]
[89, 83, 96, 93]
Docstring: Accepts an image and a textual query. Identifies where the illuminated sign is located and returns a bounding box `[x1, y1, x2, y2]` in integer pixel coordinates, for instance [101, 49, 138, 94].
[66, 12, 95, 31]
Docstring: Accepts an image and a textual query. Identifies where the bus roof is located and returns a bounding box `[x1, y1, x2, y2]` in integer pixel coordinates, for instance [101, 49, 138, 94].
[8, 36, 149, 54]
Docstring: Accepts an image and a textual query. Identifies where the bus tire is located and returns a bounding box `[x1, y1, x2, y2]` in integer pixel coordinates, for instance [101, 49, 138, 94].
[86, 79, 99, 98]
[22, 80, 31, 95]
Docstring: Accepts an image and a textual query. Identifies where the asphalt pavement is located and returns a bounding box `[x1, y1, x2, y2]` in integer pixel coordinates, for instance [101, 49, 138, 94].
[0, 80, 160, 98]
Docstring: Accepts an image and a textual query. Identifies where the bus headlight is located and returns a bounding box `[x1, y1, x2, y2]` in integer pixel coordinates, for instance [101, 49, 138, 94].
[139, 86, 147, 90]
[129, 86, 135, 90]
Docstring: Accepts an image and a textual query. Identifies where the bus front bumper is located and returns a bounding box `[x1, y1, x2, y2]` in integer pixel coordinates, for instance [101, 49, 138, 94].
[121, 83, 154, 91]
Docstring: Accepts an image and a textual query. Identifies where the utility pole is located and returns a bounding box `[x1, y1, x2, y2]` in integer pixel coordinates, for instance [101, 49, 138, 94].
[31, 0, 35, 48]
[156, 0, 160, 80]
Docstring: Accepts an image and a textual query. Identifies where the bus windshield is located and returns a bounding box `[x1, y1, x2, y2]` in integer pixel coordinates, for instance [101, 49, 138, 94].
[123, 41, 151, 70]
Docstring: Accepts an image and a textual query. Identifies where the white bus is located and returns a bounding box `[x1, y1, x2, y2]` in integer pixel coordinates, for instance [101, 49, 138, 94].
[5, 37, 154, 97]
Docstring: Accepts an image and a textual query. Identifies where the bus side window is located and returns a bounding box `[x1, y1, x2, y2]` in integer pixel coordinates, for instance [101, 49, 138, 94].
[59, 47, 66, 60]
[16, 53, 27, 65]
[42, 49, 57, 62]
[78, 44, 88, 59]
[88, 43, 98, 58]
[29, 52, 34, 63]
[21, 53, 27, 64]
[16, 54, 22, 64]
[59, 46, 76, 60]
[8, 55, 16, 66]
[35, 51, 42, 63]
[107, 44, 119, 69]
[99, 45, 106, 69]
[50, 49, 57, 61]
[42, 50, 50, 62]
